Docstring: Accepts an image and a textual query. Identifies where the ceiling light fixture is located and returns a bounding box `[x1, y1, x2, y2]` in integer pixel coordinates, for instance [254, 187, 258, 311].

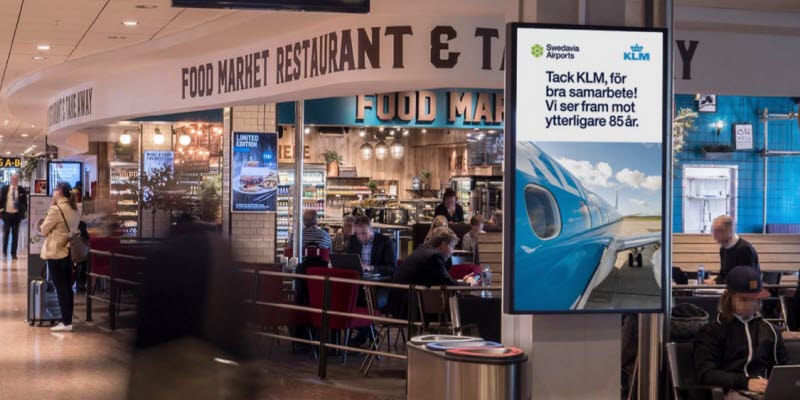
[32, 55, 46, 60]
[179, 133, 192, 146]
[402, 129, 409, 136]
[122, 20, 139, 27]
[135, 4, 159, 9]
[4, 152, 8, 155]
[360, 142, 373, 160]
[120, 133, 132, 145]
[304, 127, 311, 134]
[3, 120, 8, 125]
[36, 44, 50, 51]
[358, 130, 366, 138]
[20, 134, 27, 137]
[390, 140, 405, 159]
[374, 141, 388, 160]
[153, 128, 165, 144]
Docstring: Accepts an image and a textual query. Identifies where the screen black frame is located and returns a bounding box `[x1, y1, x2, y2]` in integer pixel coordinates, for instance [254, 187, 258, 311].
[172, 0, 370, 13]
[503, 22, 669, 315]
[47, 161, 83, 196]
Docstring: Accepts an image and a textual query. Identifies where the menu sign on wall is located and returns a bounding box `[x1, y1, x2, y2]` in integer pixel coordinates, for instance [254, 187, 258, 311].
[143, 151, 175, 176]
[231, 132, 278, 212]
[28, 196, 52, 255]
[505, 23, 667, 314]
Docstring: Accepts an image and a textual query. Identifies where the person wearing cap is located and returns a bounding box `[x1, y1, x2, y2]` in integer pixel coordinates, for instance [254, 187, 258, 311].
[693, 266, 789, 396]
[705, 215, 759, 284]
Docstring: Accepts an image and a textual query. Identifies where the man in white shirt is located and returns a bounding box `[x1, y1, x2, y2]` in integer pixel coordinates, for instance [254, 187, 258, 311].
[1, 175, 27, 259]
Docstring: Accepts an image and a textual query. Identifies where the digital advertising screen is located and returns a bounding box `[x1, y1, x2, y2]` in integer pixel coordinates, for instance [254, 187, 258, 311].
[504, 24, 667, 314]
[231, 132, 278, 212]
[48, 161, 82, 196]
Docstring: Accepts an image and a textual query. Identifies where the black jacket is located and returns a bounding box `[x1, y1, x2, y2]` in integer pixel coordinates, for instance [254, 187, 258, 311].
[387, 244, 461, 318]
[0, 185, 27, 218]
[433, 204, 465, 223]
[716, 238, 759, 284]
[693, 314, 789, 391]
[346, 233, 396, 277]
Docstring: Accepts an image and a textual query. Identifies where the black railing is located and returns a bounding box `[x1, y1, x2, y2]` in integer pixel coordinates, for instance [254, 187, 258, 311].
[86, 249, 147, 330]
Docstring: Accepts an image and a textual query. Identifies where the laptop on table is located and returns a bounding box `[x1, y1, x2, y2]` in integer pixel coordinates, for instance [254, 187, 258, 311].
[329, 253, 364, 276]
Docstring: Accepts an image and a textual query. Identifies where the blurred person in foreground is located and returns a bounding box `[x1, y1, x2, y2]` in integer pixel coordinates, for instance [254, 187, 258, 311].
[693, 266, 789, 398]
[127, 215, 257, 400]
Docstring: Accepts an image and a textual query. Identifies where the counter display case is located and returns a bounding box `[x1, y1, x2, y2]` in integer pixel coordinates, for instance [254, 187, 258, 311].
[326, 176, 370, 220]
[109, 162, 139, 237]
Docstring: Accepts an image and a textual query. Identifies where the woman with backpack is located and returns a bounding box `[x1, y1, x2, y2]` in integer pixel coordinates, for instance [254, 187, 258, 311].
[40, 182, 81, 332]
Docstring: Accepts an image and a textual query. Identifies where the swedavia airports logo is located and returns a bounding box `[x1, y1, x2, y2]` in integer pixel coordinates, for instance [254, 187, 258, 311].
[624, 44, 650, 61]
[531, 44, 544, 58]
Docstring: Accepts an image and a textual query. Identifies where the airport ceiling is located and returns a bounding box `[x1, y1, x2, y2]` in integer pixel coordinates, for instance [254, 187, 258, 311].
[0, 0, 797, 156]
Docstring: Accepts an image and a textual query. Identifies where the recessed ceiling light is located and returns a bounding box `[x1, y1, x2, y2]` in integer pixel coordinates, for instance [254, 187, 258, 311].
[20, 134, 28, 137]
[4, 152, 9, 155]
[107, 35, 127, 40]
[122, 20, 139, 27]
[36, 44, 50, 51]
[30, 125, 35, 128]
[3, 120, 8, 125]
[135, 4, 158, 9]
[31, 145, 37, 148]
[32, 55, 46, 60]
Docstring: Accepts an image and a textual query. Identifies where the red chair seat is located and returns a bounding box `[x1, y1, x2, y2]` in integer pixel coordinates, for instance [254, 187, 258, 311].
[306, 267, 369, 330]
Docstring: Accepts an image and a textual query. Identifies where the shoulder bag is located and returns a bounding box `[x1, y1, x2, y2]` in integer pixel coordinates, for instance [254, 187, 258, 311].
[57, 205, 90, 263]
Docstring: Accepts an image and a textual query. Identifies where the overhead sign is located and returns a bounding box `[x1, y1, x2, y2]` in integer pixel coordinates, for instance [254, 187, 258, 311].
[276, 89, 504, 129]
[231, 132, 278, 212]
[0, 157, 21, 168]
[47, 87, 93, 128]
[505, 23, 667, 314]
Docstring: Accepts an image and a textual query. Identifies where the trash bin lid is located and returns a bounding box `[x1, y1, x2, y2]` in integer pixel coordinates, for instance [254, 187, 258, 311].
[425, 340, 501, 351]
[444, 346, 528, 364]
[410, 335, 481, 345]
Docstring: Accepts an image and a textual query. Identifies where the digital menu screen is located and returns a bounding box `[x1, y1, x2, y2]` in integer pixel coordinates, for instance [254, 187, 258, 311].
[48, 162, 82, 196]
[231, 132, 278, 212]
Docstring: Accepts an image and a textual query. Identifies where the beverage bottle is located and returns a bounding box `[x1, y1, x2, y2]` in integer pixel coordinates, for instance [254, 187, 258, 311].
[698, 264, 705, 285]
[483, 265, 492, 286]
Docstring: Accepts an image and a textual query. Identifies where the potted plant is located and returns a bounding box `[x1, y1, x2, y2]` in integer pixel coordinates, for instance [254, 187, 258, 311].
[198, 174, 222, 223]
[323, 150, 343, 177]
[367, 180, 378, 193]
[133, 165, 187, 238]
[673, 108, 697, 164]
[701, 144, 735, 160]
[419, 169, 432, 190]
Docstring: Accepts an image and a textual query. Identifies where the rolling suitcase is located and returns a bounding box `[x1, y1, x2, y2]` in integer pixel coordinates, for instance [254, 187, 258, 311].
[28, 279, 62, 326]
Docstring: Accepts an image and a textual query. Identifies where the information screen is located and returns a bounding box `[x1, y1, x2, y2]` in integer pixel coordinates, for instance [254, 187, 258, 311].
[504, 24, 667, 314]
[48, 162, 82, 196]
[231, 132, 278, 212]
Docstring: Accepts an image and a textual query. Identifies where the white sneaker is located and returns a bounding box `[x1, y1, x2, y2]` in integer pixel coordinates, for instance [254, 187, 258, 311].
[50, 323, 73, 332]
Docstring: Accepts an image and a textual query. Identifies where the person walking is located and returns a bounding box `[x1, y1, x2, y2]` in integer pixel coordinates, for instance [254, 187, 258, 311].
[40, 182, 80, 332]
[0, 174, 28, 259]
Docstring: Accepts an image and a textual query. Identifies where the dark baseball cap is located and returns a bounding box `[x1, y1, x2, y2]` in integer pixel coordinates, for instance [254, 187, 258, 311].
[726, 266, 770, 299]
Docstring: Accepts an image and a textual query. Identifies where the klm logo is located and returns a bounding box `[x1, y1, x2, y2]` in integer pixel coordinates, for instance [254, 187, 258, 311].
[624, 44, 649, 61]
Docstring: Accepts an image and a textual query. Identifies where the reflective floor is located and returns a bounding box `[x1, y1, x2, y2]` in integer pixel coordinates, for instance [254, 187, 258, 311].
[0, 256, 404, 399]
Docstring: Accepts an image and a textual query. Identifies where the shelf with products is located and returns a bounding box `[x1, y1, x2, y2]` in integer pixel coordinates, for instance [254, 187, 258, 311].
[110, 162, 140, 238]
[277, 164, 327, 227]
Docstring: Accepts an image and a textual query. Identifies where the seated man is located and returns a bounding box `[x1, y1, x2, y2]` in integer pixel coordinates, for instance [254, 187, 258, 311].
[706, 215, 759, 284]
[387, 227, 477, 319]
[286, 210, 332, 253]
[694, 266, 789, 397]
[346, 216, 396, 277]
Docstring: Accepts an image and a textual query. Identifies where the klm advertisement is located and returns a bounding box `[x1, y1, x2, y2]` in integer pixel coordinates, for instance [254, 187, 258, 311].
[231, 132, 278, 212]
[506, 24, 667, 313]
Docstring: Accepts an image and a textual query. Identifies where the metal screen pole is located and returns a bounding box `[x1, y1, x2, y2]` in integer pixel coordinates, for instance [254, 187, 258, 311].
[294, 101, 305, 263]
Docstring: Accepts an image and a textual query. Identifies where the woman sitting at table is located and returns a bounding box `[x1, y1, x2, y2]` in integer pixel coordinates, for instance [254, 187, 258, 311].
[331, 215, 355, 254]
[434, 188, 465, 223]
[693, 266, 789, 398]
[424, 215, 449, 244]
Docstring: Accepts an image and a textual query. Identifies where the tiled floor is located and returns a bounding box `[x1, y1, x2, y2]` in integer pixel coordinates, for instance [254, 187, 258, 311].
[0, 255, 406, 399]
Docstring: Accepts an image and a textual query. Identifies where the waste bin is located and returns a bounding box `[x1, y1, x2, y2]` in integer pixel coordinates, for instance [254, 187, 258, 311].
[407, 335, 527, 400]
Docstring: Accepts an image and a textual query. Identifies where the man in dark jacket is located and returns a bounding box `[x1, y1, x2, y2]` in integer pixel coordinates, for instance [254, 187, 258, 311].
[387, 227, 476, 319]
[694, 266, 789, 396]
[346, 216, 396, 277]
[706, 215, 759, 284]
[0, 174, 27, 259]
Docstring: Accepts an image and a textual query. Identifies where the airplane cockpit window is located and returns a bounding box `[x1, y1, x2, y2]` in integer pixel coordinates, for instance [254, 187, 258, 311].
[524, 184, 561, 239]
[578, 201, 592, 229]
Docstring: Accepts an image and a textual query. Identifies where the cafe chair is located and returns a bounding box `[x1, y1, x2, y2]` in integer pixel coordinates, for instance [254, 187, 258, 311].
[781, 294, 797, 332]
[360, 285, 402, 376]
[417, 288, 450, 333]
[306, 267, 373, 364]
[666, 342, 724, 400]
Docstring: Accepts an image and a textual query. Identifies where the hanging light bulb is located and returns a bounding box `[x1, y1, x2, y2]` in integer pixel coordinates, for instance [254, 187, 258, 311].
[374, 140, 388, 160]
[390, 140, 404, 159]
[179, 133, 192, 146]
[119, 133, 132, 145]
[360, 142, 374, 160]
[152, 128, 165, 144]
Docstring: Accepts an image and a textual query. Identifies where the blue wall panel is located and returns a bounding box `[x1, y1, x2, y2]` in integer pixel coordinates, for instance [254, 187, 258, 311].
[673, 95, 800, 233]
